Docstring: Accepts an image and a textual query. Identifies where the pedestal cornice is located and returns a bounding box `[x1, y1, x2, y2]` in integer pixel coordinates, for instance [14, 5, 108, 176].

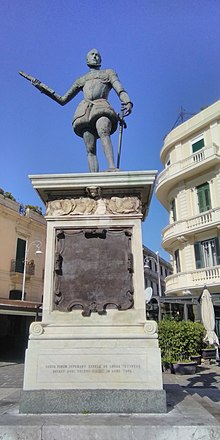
[29, 170, 157, 221]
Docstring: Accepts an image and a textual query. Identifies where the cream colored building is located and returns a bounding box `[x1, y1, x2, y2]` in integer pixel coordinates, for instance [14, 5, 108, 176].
[156, 100, 220, 323]
[0, 194, 46, 302]
[0, 193, 46, 359]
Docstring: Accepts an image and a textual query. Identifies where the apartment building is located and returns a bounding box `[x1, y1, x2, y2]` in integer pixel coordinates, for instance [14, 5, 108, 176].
[156, 100, 220, 325]
[143, 246, 172, 320]
[0, 193, 46, 358]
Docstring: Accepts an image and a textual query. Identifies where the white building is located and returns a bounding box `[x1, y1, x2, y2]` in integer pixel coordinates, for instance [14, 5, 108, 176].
[156, 100, 220, 326]
[143, 246, 172, 320]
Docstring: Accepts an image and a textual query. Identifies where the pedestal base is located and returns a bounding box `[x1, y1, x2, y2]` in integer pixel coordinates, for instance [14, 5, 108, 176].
[22, 171, 164, 414]
[20, 389, 166, 414]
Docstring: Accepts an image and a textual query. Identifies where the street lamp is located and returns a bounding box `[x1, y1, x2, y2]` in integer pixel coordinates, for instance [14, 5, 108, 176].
[144, 251, 162, 320]
[21, 240, 43, 301]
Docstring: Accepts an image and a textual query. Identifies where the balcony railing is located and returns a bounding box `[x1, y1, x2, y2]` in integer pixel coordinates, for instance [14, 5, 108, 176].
[10, 259, 35, 276]
[157, 143, 220, 189]
[166, 265, 220, 293]
[162, 207, 220, 247]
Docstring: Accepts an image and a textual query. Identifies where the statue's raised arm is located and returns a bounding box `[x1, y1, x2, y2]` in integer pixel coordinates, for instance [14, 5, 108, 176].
[19, 49, 133, 173]
[19, 71, 81, 106]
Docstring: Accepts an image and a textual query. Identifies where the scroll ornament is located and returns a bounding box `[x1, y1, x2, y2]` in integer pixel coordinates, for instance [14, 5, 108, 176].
[144, 321, 157, 336]
[30, 322, 44, 336]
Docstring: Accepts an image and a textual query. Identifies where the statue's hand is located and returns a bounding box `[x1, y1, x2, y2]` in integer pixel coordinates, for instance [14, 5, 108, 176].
[123, 102, 133, 117]
[31, 79, 44, 92]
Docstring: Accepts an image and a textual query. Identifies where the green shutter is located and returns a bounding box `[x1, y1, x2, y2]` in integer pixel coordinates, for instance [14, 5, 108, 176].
[192, 138, 204, 153]
[194, 242, 204, 269]
[215, 237, 220, 265]
[197, 182, 212, 213]
[15, 238, 26, 273]
[174, 249, 181, 272]
[204, 186, 212, 210]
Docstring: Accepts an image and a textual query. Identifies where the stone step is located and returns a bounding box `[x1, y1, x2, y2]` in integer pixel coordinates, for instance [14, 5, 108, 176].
[0, 386, 220, 440]
[190, 391, 220, 422]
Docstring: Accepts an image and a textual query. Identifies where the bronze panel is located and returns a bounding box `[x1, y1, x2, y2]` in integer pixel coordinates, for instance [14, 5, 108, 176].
[54, 228, 134, 316]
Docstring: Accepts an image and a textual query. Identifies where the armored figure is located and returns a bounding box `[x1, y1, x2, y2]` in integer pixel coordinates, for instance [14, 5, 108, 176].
[20, 49, 132, 172]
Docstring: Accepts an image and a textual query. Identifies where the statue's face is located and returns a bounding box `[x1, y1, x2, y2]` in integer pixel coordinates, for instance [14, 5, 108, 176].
[86, 49, 101, 68]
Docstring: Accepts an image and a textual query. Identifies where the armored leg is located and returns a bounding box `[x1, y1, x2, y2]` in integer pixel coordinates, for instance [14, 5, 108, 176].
[83, 131, 99, 173]
[96, 117, 115, 170]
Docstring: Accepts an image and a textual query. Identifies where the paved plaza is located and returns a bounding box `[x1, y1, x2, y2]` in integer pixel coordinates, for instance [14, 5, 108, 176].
[0, 359, 219, 439]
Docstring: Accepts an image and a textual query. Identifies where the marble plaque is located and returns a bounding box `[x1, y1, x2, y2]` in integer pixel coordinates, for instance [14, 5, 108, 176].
[37, 354, 146, 384]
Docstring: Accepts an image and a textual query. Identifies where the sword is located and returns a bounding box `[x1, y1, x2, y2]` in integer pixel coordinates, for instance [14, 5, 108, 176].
[117, 104, 127, 169]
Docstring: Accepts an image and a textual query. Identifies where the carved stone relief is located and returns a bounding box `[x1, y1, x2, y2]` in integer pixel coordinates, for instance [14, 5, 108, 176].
[106, 197, 140, 214]
[46, 196, 141, 217]
[46, 198, 97, 216]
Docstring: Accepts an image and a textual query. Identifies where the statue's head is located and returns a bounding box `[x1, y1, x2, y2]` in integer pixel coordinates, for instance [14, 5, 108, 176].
[86, 49, 101, 68]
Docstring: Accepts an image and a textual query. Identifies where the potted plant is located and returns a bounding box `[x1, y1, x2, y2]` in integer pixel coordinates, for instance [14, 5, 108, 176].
[190, 353, 202, 365]
[158, 320, 204, 374]
[202, 345, 216, 360]
[161, 354, 175, 374]
[173, 357, 197, 375]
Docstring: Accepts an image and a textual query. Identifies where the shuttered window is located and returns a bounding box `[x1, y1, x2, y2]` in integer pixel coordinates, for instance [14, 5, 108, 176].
[197, 182, 212, 212]
[216, 237, 220, 265]
[174, 249, 181, 273]
[194, 242, 204, 269]
[192, 138, 204, 153]
[170, 199, 177, 221]
[15, 238, 26, 273]
[194, 237, 220, 268]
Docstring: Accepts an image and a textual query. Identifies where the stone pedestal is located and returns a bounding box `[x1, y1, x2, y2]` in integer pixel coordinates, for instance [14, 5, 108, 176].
[20, 170, 166, 413]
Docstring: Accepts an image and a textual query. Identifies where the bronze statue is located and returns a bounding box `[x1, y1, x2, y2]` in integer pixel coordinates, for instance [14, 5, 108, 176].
[20, 49, 133, 172]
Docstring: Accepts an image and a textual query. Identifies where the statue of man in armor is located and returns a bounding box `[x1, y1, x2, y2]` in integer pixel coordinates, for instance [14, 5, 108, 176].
[21, 49, 132, 172]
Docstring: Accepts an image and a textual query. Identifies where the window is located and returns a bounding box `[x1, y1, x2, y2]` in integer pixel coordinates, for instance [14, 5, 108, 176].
[192, 137, 204, 153]
[15, 238, 26, 273]
[174, 249, 181, 273]
[194, 237, 220, 269]
[197, 182, 212, 213]
[170, 199, 177, 222]
[165, 154, 171, 167]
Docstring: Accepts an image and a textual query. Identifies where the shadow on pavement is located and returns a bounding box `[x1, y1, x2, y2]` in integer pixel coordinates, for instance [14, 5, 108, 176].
[164, 384, 188, 412]
[185, 366, 220, 389]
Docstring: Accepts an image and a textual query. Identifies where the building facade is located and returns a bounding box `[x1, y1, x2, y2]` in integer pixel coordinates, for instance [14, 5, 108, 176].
[156, 100, 220, 325]
[0, 194, 46, 358]
[143, 246, 172, 320]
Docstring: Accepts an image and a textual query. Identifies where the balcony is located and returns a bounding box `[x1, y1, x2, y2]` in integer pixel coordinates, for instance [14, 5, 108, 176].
[166, 265, 220, 295]
[156, 143, 220, 207]
[162, 207, 220, 250]
[10, 259, 35, 280]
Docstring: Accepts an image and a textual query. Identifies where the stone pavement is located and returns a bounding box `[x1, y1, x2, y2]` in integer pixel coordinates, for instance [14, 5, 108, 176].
[0, 360, 220, 439]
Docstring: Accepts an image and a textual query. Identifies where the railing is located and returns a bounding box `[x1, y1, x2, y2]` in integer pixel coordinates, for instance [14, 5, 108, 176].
[10, 259, 35, 275]
[162, 207, 220, 244]
[166, 265, 220, 292]
[157, 143, 220, 188]
[192, 266, 220, 282]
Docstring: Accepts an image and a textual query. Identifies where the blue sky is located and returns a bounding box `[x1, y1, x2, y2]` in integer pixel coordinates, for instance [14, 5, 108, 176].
[1, 0, 220, 259]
